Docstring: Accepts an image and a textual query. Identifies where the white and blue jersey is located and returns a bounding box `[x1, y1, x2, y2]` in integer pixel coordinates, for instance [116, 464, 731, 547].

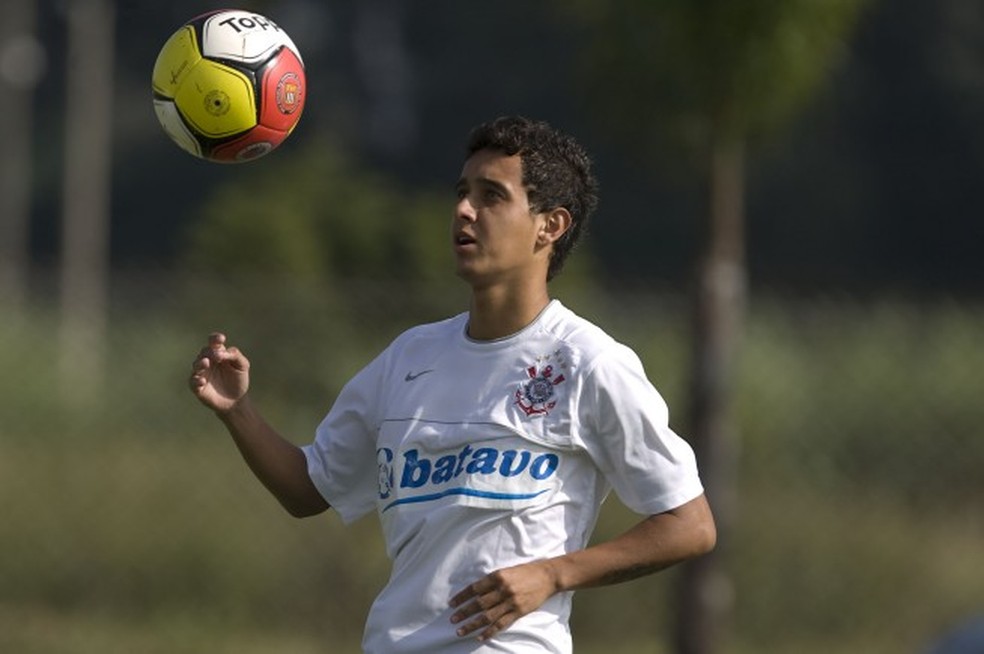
[303, 300, 704, 653]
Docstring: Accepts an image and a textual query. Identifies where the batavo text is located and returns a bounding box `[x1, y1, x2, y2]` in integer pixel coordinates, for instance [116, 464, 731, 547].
[397, 446, 559, 488]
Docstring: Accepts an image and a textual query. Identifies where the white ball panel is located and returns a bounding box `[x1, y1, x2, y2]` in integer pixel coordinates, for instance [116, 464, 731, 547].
[153, 98, 203, 157]
[201, 11, 303, 66]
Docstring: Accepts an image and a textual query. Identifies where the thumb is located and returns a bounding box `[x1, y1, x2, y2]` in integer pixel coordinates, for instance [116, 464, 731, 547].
[222, 346, 250, 371]
[205, 332, 248, 370]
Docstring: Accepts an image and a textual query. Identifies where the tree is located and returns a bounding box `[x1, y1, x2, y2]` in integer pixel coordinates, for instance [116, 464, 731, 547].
[0, 0, 44, 311]
[567, 1, 868, 651]
[59, 0, 115, 402]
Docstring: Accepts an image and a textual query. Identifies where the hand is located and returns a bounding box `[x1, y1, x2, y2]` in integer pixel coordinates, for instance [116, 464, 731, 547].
[189, 332, 250, 414]
[449, 560, 560, 642]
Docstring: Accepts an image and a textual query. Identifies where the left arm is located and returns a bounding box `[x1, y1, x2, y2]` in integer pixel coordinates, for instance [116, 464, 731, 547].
[449, 493, 716, 642]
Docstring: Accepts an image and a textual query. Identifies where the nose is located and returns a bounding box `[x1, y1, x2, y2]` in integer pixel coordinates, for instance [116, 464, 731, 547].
[455, 195, 477, 223]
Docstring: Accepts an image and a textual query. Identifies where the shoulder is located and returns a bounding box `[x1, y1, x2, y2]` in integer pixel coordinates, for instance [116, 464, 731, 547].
[538, 301, 613, 346]
[537, 301, 639, 372]
[386, 311, 468, 352]
[343, 311, 467, 398]
[362, 311, 469, 380]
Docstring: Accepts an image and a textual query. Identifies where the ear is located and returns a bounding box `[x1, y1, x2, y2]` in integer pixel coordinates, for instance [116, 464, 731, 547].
[536, 207, 572, 247]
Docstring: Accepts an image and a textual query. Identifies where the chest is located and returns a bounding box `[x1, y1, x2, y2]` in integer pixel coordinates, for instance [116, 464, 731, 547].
[378, 336, 584, 448]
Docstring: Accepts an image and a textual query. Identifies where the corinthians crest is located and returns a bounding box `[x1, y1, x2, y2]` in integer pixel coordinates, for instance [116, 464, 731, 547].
[515, 352, 568, 417]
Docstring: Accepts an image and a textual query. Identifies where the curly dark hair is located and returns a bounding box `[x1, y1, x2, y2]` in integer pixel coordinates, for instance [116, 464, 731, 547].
[465, 116, 599, 281]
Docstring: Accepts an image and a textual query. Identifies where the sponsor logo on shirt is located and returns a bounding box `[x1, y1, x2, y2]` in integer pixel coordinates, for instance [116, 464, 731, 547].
[376, 444, 559, 512]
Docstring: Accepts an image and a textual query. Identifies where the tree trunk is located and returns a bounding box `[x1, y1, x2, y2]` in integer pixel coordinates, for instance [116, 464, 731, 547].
[674, 134, 746, 654]
[0, 0, 42, 311]
[59, 0, 115, 403]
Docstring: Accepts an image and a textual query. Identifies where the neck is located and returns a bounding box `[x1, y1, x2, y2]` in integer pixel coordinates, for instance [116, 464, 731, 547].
[467, 284, 551, 341]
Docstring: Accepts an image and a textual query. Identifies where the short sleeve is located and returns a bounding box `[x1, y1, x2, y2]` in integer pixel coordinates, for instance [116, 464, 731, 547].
[302, 353, 385, 524]
[576, 344, 704, 515]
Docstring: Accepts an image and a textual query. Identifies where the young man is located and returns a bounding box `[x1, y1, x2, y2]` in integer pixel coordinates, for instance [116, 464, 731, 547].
[189, 116, 716, 653]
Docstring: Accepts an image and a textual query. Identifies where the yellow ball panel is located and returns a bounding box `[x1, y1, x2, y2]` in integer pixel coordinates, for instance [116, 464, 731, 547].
[175, 60, 257, 138]
[151, 26, 201, 98]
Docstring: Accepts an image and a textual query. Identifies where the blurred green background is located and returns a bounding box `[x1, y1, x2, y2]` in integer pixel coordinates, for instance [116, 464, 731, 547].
[2, 1, 982, 653]
[2, 283, 981, 653]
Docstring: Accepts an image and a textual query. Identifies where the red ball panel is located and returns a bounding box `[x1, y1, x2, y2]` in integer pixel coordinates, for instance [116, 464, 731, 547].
[258, 46, 305, 132]
[209, 124, 288, 162]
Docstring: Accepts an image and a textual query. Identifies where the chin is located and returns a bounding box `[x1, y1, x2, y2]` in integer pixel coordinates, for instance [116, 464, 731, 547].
[454, 265, 494, 289]
[453, 258, 477, 278]
[454, 267, 479, 285]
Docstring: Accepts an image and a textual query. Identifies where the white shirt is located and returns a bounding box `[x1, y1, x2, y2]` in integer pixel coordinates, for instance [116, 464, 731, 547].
[303, 300, 704, 653]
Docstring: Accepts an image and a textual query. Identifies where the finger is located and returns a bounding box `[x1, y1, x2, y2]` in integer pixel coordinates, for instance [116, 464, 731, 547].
[450, 587, 502, 628]
[190, 352, 210, 375]
[456, 604, 512, 641]
[450, 598, 482, 625]
[449, 585, 477, 610]
[189, 374, 206, 392]
[478, 616, 512, 642]
[200, 344, 236, 366]
[200, 333, 227, 360]
[194, 345, 220, 368]
[455, 614, 489, 638]
[221, 346, 249, 371]
[450, 573, 499, 608]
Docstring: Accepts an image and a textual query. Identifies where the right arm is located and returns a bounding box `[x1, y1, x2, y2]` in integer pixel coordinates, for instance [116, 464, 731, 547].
[189, 332, 329, 518]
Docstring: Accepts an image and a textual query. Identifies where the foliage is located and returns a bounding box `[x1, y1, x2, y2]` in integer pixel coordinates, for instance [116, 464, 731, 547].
[565, 0, 869, 160]
[182, 137, 453, 283]
[738, 297, 984, 504]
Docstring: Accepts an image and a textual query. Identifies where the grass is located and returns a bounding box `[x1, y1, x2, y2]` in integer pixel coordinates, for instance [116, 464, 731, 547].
[1, 287, 982, 652]
[0, 603, 359, 654]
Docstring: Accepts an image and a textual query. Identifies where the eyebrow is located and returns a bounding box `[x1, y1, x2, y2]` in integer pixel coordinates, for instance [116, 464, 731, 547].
[455, 176, 511, 196]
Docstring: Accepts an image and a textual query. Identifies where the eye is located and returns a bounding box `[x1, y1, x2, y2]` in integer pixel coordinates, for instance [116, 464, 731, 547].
[483, 188, 504, 203]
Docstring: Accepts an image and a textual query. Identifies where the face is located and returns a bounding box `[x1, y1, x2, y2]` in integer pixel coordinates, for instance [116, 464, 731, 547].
[452, 149, 550, 288]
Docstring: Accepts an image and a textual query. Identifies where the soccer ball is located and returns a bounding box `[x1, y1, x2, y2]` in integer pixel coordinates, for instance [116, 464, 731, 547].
[151, 10, 305, 163]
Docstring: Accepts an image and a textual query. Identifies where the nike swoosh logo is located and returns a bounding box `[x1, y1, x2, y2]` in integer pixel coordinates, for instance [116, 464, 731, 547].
[404, 369, 435, 382]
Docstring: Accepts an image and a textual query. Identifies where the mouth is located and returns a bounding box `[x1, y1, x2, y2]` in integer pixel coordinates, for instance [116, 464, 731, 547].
[454, 233, 477, 248]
